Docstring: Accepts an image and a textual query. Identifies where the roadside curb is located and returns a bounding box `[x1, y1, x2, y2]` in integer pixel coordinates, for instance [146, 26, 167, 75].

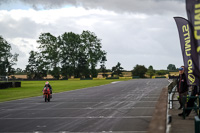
[147, 87, 168, 133]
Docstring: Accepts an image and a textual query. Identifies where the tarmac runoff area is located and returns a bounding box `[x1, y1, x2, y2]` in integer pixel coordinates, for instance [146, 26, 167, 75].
[0, 79, 169, 133]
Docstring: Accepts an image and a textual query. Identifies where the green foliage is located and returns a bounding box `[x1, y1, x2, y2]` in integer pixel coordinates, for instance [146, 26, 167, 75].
[26, 51, 47, 79]
[0, 36, 18, 76]
[132, 64, 147, 78]
[146, 65, 155, 78]
[99, 54, 107, 78]
[59, 32, 84, 78]
[156, 70, 169, 75]
[27, 31, 107, 79]
[80, 30, 106, 77]
[112, 62, 124, 77]
[77, 52, 90, 78]
[167, 64, 176, 71]
[15, 68, 26, 75]
[37, 33, 60, 79]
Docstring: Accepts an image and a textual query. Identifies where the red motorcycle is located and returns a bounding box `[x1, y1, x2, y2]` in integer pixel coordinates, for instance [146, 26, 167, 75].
[43, 87, 51, 102]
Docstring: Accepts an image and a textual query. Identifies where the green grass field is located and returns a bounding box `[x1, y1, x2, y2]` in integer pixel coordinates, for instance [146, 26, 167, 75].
[0, 79, 129, 102]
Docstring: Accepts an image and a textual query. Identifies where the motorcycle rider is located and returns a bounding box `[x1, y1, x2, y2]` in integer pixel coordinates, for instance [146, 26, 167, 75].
[43, 81, 52, 98]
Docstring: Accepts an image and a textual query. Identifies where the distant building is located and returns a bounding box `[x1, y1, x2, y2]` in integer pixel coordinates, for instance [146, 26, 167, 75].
[97, 71, 132, 78]
[9, 75, 27, 79]
[9, 75, 54, 80]
[169, 72, 179, 76]
[8, 72, 133, 80]
[97, 72, 112, 78]
[122, 72, 132, 77]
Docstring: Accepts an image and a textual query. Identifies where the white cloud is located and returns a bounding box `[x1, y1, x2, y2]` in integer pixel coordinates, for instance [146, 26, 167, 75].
[0, 1, 187, 70]
[3, 0, 185, 15]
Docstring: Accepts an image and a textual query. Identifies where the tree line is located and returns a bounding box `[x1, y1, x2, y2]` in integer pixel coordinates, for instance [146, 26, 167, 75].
[26, 31, 106, 79]
[0, 36, 18, 77]
[0, 32, 179, 79]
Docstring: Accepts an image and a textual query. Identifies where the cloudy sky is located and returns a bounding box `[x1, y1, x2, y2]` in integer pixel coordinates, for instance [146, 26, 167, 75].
[0, 0, 186, 70]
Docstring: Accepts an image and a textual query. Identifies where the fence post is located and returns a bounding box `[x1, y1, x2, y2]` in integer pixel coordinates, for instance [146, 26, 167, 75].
[198, 96, 200, 118]
[183, 96, 186, 119]
[195, 116, 200, 133]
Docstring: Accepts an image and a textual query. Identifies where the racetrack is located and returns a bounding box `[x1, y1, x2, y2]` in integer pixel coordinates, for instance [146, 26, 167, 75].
[0, 79, 169, 133]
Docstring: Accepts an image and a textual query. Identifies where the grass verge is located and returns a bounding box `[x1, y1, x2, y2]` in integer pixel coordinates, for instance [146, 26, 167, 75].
[0, 79, 129, 102]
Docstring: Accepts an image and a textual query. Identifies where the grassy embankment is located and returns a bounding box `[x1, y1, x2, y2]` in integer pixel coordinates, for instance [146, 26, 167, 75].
[0, 79, 129, 102]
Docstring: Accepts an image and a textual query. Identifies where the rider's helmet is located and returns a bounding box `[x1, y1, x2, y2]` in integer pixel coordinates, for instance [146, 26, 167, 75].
[45, 81, 49, 86]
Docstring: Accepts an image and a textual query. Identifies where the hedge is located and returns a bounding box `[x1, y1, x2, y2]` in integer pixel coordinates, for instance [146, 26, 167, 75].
[0, 82, 21, 89]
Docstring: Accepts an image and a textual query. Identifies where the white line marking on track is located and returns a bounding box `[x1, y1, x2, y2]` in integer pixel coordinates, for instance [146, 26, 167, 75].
[0, 116, 152, 120]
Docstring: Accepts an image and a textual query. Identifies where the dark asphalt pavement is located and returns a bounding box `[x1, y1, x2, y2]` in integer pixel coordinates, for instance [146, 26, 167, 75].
[0, 79, 169, 133]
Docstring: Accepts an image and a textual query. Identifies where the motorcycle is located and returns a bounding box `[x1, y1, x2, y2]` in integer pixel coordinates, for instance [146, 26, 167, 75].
[43, 87, 51, 102]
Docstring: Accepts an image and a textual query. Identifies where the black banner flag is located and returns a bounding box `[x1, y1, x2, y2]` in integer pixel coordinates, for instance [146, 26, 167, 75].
[186, 0, 200, 54]
[174, 17, 200, 86]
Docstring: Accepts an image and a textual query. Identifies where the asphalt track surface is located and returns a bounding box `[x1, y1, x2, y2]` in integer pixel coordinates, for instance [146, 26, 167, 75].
[0, 79, 169, 133]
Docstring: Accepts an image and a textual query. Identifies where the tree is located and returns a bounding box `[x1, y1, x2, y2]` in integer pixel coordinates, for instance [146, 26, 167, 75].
[37, 33, 60, 79]
[146, 65, 155, 78]
[33, 31, 107, 79]
[26, 51, 47, 79]
[0, 36, 18, 76]
[132, 64, 147, 78]
[58, 32, 82, 78]
[15, 68, 22, 73]
[156, 70, 169, 75]
[112, 62, 124, 77]
[80, 30, 106, 77]
[77, 52, 90, 78]
[15, 68, 26, 75]
[99, 54, 107, 78]
[167, 64, 176, 71]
